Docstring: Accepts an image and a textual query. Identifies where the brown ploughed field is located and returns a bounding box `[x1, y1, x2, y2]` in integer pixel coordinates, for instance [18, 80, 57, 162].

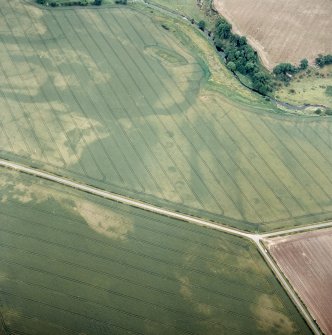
[213, 0, 332, 69]
[266, 228, 332, 335]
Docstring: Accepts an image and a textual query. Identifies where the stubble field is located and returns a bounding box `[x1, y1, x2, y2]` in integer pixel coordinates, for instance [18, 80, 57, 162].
[0, 167, 313, 335]
[266, 228, 332, 335]
[213, 0, 332, 69]
[0, 0, 332, 232]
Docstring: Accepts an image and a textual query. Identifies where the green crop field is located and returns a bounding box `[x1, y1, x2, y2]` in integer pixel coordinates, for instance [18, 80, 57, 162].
[0, 167, 312, 335]
[0, 0, 332, 232]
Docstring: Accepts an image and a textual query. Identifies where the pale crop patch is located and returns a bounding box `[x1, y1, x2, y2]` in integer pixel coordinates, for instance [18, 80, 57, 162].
[5, 0, 46, 37]
[178, 275, 213, 317]
[0, 171, 45, 204]
[39, 47, 111, 86]
[252, 294, 296, 334]
[75, 200, 133, 241]
[0, 98, 108, 167]
[0, 169, 133, 241]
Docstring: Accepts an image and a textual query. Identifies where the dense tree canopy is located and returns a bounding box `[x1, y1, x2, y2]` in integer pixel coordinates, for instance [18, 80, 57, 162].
[316, 54, 332, 67]
[213, 17, 272, 95]
[299, 58, 308, 70]
[273, 63, 298, 76]
[215, 18, 232, 39]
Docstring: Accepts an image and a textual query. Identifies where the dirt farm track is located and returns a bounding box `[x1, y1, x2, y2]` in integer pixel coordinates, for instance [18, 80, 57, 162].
[266, 228, 332, 335]
[213, 0, 332, 69]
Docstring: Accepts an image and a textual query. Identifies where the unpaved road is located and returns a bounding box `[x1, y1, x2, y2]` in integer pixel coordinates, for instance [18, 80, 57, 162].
[213, 0, 332, 69]
[0, 158, 326, 335]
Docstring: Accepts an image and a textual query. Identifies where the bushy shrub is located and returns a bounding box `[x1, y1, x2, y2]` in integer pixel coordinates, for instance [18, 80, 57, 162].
[299, 58, 308, 70]
[198, 20, 206, 31]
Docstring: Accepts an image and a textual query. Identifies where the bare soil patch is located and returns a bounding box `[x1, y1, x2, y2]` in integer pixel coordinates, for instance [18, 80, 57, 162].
[266, 228, 332, 335]
[213, 0, 332, 69]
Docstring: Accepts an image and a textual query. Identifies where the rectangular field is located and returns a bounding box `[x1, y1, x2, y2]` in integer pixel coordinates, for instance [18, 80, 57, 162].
[0, 1, 332, 231]
[266, 229, 332, 335]
[0, 167, 312, 335]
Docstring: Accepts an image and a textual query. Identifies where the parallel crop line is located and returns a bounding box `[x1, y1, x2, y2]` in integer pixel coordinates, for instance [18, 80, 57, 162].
[0, 256, 273, 331]
[17, 3, 91, 176]
[0, 219, 272, 294]
[112, 10, 257, 217]
[1, 270, 272, 332]
[3, 5, 68, 169]
[0, 289, 144, 335]
[133, 11, 282, 221]
[2, 195, 249, 255]
[260, 115, 330, 198]
[95, 11, 215, 210]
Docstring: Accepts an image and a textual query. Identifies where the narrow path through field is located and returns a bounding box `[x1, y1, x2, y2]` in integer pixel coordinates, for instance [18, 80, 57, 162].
[0, 158, 328, 335]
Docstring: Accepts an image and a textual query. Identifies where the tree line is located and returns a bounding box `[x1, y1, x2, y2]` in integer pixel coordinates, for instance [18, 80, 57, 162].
[212, 18, 272, 95]
[272, 59, 308, 81]
[211, 16, 332, 96]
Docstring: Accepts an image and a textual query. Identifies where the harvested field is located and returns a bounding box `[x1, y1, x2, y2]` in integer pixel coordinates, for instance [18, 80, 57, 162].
[0, 168, 313, 334]
[266, 228, 332, 335]
[213, 0, 332, 69]
[0, 1, 332, 232]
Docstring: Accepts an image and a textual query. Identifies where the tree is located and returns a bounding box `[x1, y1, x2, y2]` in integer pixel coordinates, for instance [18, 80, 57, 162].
[238, 36, 247, 46]
[243, 45, 256, 61]
[215, 18, 232, 39]
[224, 45, 236, 59]
[273, 63, 297, 75]
[315, 54, 332, 67]
[252, 71, 272, 95]
[94, 0, 103, 4]
[214, 38, 223, 51]
[273, 62, 298, 82]
[198, 20, 206, 31]
[231, 34, 247, 46]
[325, 54, 332, 65]
[244, 61, 256, 74]
[36, 0, 46, 4]
[227, 61, 236, 72]
[299, 58, 308, 70]
[316, 54, 325, 67]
